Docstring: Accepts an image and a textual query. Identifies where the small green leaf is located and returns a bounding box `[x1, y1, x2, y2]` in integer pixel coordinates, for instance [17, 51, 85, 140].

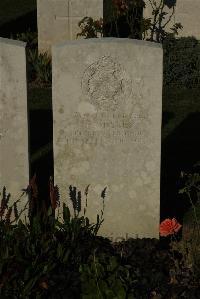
[63, 249, 71, 263]
[47, 206, 52, 216]
[24, 268, 30, 281]
[63, 203, 70, 223]
[23, 276, 38, 295]
[85, 217, 90, 227]
[57, 243, 63, 259]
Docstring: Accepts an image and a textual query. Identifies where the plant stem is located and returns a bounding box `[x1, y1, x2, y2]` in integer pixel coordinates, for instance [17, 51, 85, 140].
[187, 191, 200, 237]
[93, 249, 103, 299]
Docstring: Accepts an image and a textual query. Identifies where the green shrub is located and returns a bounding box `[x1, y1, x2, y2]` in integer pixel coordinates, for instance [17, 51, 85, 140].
[14, 30, 51, 87]
[11, 29, 38, 50]
[1, 174, 200, 298]
[27, 49, 52, 87]
[80, 253, 127, 299]
[77, 0, 182, 42]
[0, 179, 106, 298]
[178, 167, 200, 284]
[80, 239, 173, 299]
[163, 36, 200, 89]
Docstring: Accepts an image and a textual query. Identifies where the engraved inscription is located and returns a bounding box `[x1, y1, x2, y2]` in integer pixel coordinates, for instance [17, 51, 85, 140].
[72, 111, 146, 129]
[81, 56, 132, 111]
[60, 111, 147, 145]
[64, 129, 144, 145]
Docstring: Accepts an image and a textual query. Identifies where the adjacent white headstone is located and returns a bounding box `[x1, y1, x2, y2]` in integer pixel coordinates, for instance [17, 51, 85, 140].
[0, 38, 29, 216]
[52, 38, 163, 240]
[37, 0, 103, 54]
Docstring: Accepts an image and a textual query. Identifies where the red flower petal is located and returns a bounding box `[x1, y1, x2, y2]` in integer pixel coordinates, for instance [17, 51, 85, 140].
[171, 218, 182, 233]
[159, 218, 182, 237]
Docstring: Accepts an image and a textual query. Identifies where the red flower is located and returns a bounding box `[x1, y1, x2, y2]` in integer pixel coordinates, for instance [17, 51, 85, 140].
[112, 0, 128, 14]
[159, 218, 182, 237]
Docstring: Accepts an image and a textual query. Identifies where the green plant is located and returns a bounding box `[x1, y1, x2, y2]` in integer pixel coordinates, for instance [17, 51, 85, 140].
[179, 170, 200, 236]
[163, 36, 200, 88]
[159, 216, 200, 298]
[178, 169, 200, 283]
[77, 0, 182, 43]
[27, 48, 52, 87]
[1, 172, 200, 297]
[13, 30, 51, 87]
[12, 29, 38, 49]
[77, 17, 103, 38]
[80, 251, 127, 299]
[0, 186, 29, 225]
[0, 177, 107, 298]
[154, 169, 200, 297]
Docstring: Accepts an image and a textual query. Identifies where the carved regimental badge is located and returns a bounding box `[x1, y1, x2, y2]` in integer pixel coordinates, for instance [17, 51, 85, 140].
[81, 56, 132, 111]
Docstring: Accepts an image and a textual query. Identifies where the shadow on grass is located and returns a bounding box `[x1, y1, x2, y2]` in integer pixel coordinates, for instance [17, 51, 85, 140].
[0, 9, 37, 37]
[162, 111, 175, 127]
[161, 112, 200, 224]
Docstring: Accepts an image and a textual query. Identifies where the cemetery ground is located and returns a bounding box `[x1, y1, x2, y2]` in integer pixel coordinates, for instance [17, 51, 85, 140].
[1, 171, 200, 298]
[1, 52, 200, 298]
[1, 10, 200, 299]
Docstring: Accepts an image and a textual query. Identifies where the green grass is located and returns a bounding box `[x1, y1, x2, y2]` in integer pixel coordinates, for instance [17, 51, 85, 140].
[162, 86, 200, 140]
[0, 0, 36, 27]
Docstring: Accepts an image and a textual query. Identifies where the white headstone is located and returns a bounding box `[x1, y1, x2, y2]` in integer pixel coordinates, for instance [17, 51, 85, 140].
[52, 38, 163, 240]
[37, 0, 103, 54]
[0, 37, 29, 217]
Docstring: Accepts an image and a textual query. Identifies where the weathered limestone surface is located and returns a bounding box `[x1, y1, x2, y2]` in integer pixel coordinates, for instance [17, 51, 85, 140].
[144, 0, 200, 39]
[0, 37, 29, 215]
[37, 0, 103, 54]
[52, 38, 163, 240]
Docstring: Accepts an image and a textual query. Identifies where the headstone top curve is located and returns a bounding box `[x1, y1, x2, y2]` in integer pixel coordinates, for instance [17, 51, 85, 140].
[52, 37, 163, 50]
[0, 37, 26, 48]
